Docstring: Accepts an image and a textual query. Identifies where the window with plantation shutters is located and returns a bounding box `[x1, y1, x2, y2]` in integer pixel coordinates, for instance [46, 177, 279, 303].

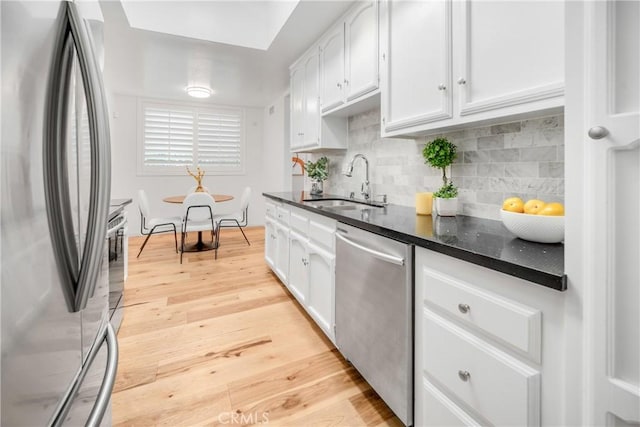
[139, 101, 244, 175]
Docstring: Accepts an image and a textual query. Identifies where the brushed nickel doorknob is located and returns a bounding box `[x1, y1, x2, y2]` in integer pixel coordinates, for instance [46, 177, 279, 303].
[458, 370, 471, 381]
[458, 303, 470, 314]
[457, 77, 466, 85]
[588, 126, 609, 140]
[438, 84, 446, 91]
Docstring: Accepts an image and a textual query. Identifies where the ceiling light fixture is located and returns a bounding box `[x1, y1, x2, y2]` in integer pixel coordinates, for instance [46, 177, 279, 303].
[185, 86, 212, 98]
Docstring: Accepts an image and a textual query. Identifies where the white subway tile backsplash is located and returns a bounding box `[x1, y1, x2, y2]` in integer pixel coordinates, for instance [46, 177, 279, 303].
[317, 108, 564, 220]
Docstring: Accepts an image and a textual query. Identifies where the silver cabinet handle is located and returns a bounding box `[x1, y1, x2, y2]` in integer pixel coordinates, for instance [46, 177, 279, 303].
[337, 82, 342, 88]
[336, 232, 404, 266]
[458, 303, 470, 314]
[588, 126, 609, 140]
[457, 77, 466, 85]
[458, 370, 471, 382]
[438, 84, 446, 90]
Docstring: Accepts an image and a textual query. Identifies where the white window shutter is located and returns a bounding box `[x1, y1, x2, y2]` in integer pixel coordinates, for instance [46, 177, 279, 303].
[196, 109, 242, 169]
[143, 107, 194, 167]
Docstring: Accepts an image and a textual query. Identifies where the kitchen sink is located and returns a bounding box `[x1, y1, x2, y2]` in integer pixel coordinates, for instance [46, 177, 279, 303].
[303, 198, 385, 211]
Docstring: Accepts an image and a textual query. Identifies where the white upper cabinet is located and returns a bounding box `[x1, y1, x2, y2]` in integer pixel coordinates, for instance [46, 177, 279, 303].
[290, 66, 306, 150]
[319, 25, 344, 113]
[319, 0, 379, 115]
[290, 47, 321, 151]
[381, 0, 564, 137]
[381, 0, 452, 134]
[344, 0, 379, 102]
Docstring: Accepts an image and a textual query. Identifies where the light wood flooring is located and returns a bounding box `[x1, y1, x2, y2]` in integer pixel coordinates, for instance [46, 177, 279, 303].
[112, 226, 401, 426]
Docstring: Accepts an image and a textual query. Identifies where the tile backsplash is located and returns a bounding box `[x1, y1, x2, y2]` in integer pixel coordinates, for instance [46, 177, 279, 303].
[310, 108, 564, 220]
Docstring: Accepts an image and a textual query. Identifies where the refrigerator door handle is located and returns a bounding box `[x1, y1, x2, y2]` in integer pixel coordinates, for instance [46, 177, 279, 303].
[43, 5, 81, 312]
[67, 1, 111, 312]
[50, 323, 119, 427]
[86, 323, 119, 427]
[44, 2, 111, 313]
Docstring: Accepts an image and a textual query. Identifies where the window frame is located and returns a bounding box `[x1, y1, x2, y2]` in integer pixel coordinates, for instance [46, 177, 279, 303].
[136, 99, 246, 176]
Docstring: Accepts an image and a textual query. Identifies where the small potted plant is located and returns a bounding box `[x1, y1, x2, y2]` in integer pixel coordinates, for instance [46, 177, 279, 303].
[423, 137, 458, 216]
[306, 156, 329, 195]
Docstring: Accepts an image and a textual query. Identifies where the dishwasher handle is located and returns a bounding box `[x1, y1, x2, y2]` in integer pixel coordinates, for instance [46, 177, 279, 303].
[336, 231, 405, 266]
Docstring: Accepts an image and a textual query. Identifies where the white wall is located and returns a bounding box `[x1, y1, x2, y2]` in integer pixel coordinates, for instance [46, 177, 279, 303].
[261, 90, 291, 195]
[109, 94, 267, 236]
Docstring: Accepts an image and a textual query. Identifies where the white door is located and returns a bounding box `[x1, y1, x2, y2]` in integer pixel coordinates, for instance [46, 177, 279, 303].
[320, 25, 344, 113]
[345, 0, 378, 102]
[307, 241, 335, 341]
[288, 231, 308, 304]
[289, 67, 305, 150]
[381, 0, 452, 135]
[583, 1, 640, 425]
[453, 0, 564, 117]
[303, 51, 320, 147]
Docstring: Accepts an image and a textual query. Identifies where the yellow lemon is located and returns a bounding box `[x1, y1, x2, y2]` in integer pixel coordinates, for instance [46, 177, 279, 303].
[538, 202, 564, 216]
[502, 197, 525, 213]
[524, 199, 546, 215]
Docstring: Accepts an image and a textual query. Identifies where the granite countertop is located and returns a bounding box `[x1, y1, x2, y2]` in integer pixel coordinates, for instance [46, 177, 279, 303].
[264, 192, 566, 291]
[108, 198, 133, 222]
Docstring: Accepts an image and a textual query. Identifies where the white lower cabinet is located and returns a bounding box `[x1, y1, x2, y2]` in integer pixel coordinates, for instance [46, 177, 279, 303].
[306, 241, 335, 338]
[415, 247, 566, 426]
[264, 200, 336, 343]
[288, 230, 309, 304]
[264, 218, 277, 270]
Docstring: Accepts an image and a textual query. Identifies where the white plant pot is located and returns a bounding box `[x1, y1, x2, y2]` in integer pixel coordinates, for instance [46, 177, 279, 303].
[434, 197, 458, 216]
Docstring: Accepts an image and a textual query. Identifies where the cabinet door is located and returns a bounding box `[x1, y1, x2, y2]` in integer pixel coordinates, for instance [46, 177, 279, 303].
[275, 223, 289, 284]
[288, 231, 309, 304]
[579, 1, 640, 424]
[345, 0, 378, 102]
[264, 218, 277, 269]
[320, 25, 344, 113]
[381, 0, 452, 135]
[290, 66, 305, 150]
[307, 241, 335, 341]
[454, 0, 564, 117]
[303, 50, 320, 147]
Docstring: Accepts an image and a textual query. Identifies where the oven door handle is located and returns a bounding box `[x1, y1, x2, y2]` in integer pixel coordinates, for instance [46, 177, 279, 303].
[106, 215, 127, 237]
[336, 231, 405, 266]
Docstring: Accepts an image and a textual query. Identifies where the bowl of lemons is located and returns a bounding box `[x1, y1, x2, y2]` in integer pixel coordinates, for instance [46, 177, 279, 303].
[500, 197, 565, 244]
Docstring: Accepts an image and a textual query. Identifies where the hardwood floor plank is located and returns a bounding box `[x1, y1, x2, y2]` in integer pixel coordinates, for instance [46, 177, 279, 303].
[113, 227, 401, 426]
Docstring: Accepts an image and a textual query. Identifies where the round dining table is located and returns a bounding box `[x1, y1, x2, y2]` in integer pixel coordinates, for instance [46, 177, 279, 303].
[163, 193, 234, 251]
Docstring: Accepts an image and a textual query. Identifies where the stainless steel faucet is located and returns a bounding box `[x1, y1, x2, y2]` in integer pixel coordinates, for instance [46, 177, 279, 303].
[344, 153, 370, 201]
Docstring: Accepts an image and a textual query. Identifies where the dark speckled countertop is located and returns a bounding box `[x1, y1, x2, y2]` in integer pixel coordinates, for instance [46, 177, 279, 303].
[264, 192, 566, 291]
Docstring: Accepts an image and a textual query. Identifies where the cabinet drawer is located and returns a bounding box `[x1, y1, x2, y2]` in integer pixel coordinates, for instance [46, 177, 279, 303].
[265, 200, 278, 219]
[275, 206, 290, 226]
[420, 264, 541, 362]
[419, 377, 483, 427]
[308, 214, 336, 251]
[290, 208, 309, 235]
[422, 309, 540, 427]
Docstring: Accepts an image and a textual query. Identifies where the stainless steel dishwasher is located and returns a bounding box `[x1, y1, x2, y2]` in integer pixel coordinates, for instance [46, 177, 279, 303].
[335, 223, 413, 426]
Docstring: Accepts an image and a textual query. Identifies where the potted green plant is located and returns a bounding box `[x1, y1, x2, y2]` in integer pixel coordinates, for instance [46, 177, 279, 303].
[423, 137, 458, 216]
[306, 156, 329, 195]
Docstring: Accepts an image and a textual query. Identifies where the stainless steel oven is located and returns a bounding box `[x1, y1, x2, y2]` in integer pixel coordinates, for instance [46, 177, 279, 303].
[106, 212, 127, 332]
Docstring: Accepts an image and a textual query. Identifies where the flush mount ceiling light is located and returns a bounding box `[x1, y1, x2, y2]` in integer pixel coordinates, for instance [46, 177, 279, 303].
[185, 86, 212, 98]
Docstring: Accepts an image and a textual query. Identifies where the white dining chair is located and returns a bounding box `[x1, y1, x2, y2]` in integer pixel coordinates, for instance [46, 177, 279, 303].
[180, 192, 217, 263]
[214, 187, 251, 254]
[137, 189, 182, 258]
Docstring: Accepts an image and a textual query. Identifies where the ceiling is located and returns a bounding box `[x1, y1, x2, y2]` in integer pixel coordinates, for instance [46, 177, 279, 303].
[120, 1, 299, 51]
[101, 0, 354, 108]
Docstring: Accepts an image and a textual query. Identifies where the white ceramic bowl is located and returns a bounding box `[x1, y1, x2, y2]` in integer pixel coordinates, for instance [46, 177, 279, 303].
[500, 209, 564, 244]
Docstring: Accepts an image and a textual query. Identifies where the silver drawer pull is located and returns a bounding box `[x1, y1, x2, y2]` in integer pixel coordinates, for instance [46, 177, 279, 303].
[458, 370, 471, 382]
[458, 303, 470, 314]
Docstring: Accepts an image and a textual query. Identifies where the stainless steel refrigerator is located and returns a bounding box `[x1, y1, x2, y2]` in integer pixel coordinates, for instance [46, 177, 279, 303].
[1, 1, 117, 425]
